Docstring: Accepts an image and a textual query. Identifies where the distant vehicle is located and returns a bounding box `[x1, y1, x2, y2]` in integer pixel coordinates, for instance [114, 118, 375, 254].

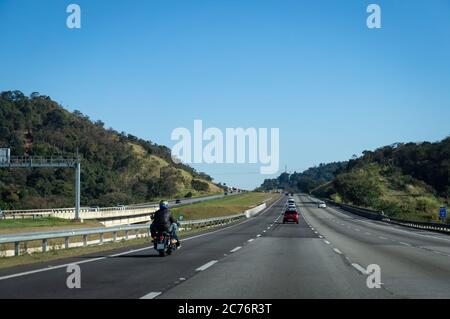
[90, 206, 100, 212]
[290, 193, 294, 196]
[224, 192, 228, 195]
[318, 202, 327, 208]
[285, 193, 289, 196]
[175, 199, 181, 204]
[288, 198, 295, 204]
[116, 204, 126, 210]
[283, 209, 299, 224]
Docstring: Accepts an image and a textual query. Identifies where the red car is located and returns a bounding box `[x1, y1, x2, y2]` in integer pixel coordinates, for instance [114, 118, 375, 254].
[283, 209, 299, 224]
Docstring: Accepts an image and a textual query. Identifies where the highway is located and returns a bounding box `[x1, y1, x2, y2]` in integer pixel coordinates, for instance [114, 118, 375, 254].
[1, 194, 450, 298]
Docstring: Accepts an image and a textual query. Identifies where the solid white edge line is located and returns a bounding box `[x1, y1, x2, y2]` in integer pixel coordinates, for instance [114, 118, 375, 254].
[140, 292, 162, 299]
[196, 260, 218, 272]
[0, 196, 286, 282]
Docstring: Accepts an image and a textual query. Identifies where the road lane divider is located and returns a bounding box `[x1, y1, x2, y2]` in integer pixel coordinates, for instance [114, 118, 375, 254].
[399, 242, 411, 246]
[140, 292, 162, 299]
[230, 246, 242, 253]
[196, 260, 218, 272]
[351, 263, 369, 275]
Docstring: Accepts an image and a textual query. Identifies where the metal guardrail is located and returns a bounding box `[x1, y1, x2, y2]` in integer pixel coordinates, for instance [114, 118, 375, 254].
[322, 198, 450, 234]
[0, 212, 246, 257]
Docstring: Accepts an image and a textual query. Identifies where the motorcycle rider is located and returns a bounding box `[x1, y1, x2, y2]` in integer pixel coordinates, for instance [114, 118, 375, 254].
[150, 200, 181, 248]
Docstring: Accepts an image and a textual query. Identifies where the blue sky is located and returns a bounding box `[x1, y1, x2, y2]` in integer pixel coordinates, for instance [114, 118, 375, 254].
[1, 0, 449, 189]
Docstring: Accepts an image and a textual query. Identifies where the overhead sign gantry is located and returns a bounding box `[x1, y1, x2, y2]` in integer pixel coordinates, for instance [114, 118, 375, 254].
[0, 148, 82, 220]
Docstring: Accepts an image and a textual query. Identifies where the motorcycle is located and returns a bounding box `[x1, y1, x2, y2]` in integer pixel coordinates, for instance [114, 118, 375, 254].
[153, 231, 178, 257]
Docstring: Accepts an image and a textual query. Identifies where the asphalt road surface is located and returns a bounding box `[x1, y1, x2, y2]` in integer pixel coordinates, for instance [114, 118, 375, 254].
[1, 194, 450, 298]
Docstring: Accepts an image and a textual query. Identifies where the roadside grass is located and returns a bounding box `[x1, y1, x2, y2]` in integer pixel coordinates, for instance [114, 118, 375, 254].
[171, 192, 276, 220]
[0, 218, 103, 235]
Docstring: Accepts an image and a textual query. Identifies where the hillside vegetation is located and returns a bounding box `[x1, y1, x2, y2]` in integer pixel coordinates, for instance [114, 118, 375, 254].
[0, 91, 222, 209]
[258, 162, 346, 193]
[312, 138, 449, 222]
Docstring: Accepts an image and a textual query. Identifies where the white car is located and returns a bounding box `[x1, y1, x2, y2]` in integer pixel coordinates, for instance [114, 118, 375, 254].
[318, 202, 327, 208]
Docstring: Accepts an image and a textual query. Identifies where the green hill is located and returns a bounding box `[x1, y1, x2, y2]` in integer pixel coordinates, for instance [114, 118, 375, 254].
[0, 90, 223, 209]
[312, 138, 450, 222]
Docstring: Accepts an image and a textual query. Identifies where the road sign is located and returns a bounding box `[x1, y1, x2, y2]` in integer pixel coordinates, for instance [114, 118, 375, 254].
[439, 207, 447, 220]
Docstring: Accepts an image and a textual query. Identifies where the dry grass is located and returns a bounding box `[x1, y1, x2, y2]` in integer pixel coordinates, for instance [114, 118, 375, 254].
[171, 192, 277, 220]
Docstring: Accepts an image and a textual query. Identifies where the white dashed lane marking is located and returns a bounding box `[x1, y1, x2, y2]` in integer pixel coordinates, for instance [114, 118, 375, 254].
[230, 246, 242, 253]
[352, 263, 369, 275]
[196, 260, 218, 272]
[140, 292, 162, 299]
[399, 242, 411, 247]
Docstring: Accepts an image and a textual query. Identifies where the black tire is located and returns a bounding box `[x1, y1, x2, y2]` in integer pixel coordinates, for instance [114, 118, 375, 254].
[158, 250, 166, 257]
[167, 248, 172, 255]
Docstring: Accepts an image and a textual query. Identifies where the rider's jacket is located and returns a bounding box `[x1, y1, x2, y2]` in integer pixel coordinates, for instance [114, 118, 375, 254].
[152, 207, 177, 232]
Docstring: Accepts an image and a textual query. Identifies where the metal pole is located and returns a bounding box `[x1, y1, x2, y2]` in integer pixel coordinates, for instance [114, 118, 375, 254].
[75, 161, 81, 220]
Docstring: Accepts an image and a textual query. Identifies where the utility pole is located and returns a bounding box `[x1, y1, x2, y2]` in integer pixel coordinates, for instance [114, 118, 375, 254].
[75, 160, 81, 221]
